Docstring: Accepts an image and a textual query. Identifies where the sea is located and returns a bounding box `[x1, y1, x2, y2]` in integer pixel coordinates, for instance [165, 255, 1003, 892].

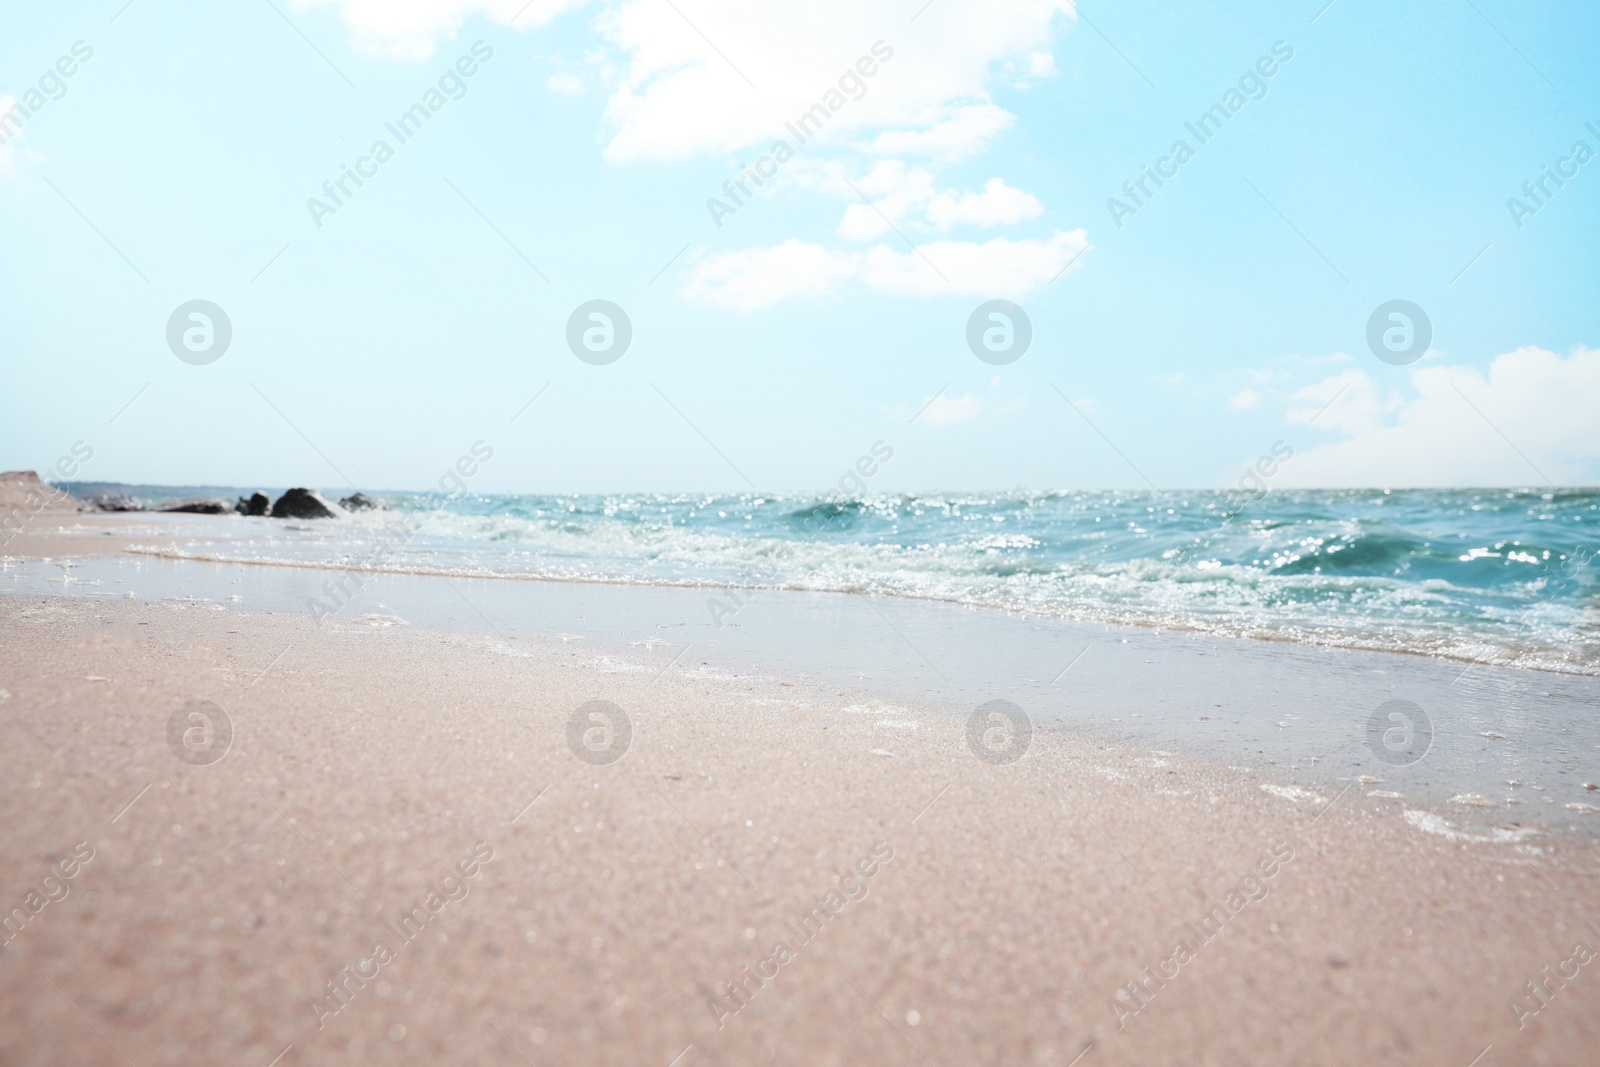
[59, 484, 1599, 677]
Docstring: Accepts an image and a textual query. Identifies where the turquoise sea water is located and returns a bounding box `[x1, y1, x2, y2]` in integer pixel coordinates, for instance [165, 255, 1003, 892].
[68, 485, 1600, 674]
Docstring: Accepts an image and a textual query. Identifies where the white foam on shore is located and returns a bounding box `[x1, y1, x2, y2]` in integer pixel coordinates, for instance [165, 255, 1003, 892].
[842, 701, 914, 716]
[876, 720, 919, 731]
[1403, 809, 1540, 843]
[352, 613, 406, 627]
[1260, 783, 1325, 803]
[591, 656, 647, 674]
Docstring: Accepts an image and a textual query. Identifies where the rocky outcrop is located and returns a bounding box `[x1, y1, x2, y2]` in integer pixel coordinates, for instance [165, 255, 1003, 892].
[1, 471, 73, 510]
[339, 492, 380, 511]
[235, 492, 270, 516]
[90, 493, 144, 512]
[1, 472, 79, 544]
[270, 488, 342, 519]
[155, 499, 230, 514]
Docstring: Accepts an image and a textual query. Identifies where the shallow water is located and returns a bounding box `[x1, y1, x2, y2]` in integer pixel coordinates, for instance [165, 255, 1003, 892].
[62, 485, 1600, 675]
[7, 548, 1598, 836]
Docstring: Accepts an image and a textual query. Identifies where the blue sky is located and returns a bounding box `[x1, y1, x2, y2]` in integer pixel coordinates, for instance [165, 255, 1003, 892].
[2, 0, 1597, 493]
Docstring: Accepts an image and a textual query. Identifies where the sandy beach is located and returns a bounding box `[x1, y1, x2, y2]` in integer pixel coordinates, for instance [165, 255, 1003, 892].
[3, 516, 1599, 1066]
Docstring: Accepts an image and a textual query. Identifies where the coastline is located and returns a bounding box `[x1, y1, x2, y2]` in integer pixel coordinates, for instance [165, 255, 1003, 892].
[7, 501, 1599, 677]
[5, 512, 1599, 833]
[108, 542, 1600, 679]
[2, 589, 1597, 1065]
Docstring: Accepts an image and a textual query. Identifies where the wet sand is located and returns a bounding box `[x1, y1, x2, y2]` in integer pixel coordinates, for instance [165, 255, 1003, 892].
[7, 520, 1600, 826]
[2, 585, 1599, 1066]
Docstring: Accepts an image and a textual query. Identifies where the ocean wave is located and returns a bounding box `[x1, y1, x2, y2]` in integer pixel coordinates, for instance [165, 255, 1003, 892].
[118, 488, 1600, 674]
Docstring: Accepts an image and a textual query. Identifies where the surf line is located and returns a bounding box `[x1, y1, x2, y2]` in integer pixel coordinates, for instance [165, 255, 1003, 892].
[706, 438, 893, 629]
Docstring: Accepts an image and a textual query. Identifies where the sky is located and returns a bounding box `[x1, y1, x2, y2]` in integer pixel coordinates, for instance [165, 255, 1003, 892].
[1, 0, 1597, 494]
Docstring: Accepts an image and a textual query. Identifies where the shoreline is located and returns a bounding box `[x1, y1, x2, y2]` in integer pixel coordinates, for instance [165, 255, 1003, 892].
[6, 507, 1596, 680]
[120, 542, 1600, 680]
[5, 516, 1600, 836]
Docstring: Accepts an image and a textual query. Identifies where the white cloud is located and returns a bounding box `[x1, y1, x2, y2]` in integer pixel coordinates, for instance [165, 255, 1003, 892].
[304, 0, 1085, 311]
[927, 177, 1043, 229]
[295, 1, 1070, 170]
[298, 0, 1075, 150]
[683, 239, 842, 307]
[832, 162, 1042, 239]
[1228, 389, 1260, 411]
[298, 0, 584, 59]
[1285, 367, 1388, 436]
[681, 229, 1088, 310]
[598, 0, 1074, 162]
[920, 392, 982, 425]
[862, 103, 1016, 162]
[547, 71, 584, 95]
[1278, 346, 1600, 487]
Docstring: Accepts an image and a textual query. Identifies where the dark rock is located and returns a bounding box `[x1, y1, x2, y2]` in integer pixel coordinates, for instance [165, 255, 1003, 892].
[91, 493, 144, 512]
[156, 498, 229, 515]
[235, 492, 270, 516]
[339, 492, 380, 512]
[270, 488, 341, 519]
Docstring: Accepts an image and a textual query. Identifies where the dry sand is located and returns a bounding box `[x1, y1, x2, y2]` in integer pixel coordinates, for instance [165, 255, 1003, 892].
[1, 591, 1598, 1067]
